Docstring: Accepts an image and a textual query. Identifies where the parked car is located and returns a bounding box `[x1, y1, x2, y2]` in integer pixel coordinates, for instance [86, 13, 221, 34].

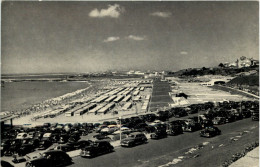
[68, 140, 93, 150]
[113, 127, 131, 135]
[16, 144, 34, 156]
[242, 109, 251, 118]
[25, 150, 72, 167]
[68, 133, 81, 143]
[57, 134, 69, 144]
[150, 124, 167, 139]
[121, 132, 147, 147]
[80, 141, 114, 157]
[200, 119, 213, 128]
[1, 160, 14, 167]
[145, 114, 157, 122]
[28, 139, 40, 148]
[41, 133, 53, 142]
[200, 126, 221, 138]
[251, 110, 259, 121]
[38, 139, 52, 150]
[100, 125, 118, 134]
[212, 117, 226, 125]
[53, 144, 74, 152]
[182, 119, 201, 132]
[1, 139, 12, 153]
[16, 133, 28, 139]
[4, 139, 22, 156]
[34, 132, 44, 140]
[93, 134, 111, 141]
[225, 114, 236, 123]
[174, 110, 188, 118]
[166, 123, 183, 136]
[28, 132, 36, 139]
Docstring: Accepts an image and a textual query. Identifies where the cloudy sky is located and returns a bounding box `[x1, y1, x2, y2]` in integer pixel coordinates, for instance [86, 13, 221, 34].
[1, 1, 259, 74]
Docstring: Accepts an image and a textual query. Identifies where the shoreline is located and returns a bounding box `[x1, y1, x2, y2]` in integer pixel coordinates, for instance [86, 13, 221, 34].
[1, 80, 92, 113]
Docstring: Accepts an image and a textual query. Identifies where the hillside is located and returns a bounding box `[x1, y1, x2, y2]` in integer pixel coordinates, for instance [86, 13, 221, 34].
[227, 75, 259, 86]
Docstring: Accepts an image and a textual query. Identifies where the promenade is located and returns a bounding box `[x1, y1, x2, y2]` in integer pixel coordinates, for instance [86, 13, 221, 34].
[230, 147, 259, 167]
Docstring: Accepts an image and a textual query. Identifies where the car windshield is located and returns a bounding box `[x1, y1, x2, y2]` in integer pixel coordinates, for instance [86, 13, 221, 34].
[206, 127, 215, 131]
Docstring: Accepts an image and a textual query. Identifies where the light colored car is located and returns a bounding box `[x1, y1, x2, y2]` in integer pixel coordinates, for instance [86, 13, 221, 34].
[113, 127, 131, 134]
[16, 133, 28, 139]
[100, 125, 118, 134]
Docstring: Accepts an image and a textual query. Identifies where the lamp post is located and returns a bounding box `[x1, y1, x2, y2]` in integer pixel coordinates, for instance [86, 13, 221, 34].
[119, 116, 122, 143]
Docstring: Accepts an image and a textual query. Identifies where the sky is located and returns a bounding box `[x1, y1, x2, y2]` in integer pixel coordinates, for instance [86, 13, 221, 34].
[1, 1, 259, 74]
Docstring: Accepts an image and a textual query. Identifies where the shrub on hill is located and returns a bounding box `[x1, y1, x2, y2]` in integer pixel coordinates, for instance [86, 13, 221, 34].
[227, 75, 259, 86]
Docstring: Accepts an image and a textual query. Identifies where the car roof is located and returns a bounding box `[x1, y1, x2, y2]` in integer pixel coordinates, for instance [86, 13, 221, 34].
[45, 150, 66, 154]
[130, 132, 143, 135]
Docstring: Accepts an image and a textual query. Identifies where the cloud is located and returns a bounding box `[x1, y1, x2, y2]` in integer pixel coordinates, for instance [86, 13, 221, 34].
[89, 4, 125, 18]
[127, 35, 146, 41]
[150, 12, 172, 18]
[103, 36, 120, 42]
[180, 51, 188, 55]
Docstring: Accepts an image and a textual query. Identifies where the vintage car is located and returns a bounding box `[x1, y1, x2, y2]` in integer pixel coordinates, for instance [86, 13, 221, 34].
[16, 144, 35, 156]
[38, 139, 52, 150]
[53, 144, 74, 152]
[25, 150, 72, 167]
[212, 117, 226, 125]
[150, 124, 167, 139]
[120, 132, 147, 147]
[200, 126, 221, 138]
[68, 140, 93, 150]
[166, 123, 183, 136]
[57, 134, 69, 144]
[80, 141, 114, 158]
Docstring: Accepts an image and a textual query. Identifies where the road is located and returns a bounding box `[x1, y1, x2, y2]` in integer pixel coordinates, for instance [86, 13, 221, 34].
[69, 118, 259, 167]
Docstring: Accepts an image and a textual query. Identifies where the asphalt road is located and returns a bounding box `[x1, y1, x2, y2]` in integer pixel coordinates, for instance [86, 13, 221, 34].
[69, 118, 259, 167]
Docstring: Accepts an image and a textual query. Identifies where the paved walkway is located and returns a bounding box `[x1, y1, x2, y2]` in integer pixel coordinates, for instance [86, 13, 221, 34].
[230, 147, 259, 167]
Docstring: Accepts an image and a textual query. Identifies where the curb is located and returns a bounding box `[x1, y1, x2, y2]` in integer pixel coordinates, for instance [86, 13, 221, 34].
[229, 147, 259, 167]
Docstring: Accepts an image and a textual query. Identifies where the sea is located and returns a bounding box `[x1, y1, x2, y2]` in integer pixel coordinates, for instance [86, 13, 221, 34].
[1, 81, 90, 112]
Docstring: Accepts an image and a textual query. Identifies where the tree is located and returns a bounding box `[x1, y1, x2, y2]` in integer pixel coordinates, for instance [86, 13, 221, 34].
[218, 63, 224, 68]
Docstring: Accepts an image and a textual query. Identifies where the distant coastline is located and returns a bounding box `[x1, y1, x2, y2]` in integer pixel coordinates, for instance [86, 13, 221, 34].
[1, 80, 91, 112]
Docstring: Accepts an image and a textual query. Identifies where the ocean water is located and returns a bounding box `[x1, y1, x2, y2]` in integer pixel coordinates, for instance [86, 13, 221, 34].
[1, 81, 90, 112]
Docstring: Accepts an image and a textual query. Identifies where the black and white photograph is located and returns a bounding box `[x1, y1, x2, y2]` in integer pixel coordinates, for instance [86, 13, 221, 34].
[1, 1, 259, 167]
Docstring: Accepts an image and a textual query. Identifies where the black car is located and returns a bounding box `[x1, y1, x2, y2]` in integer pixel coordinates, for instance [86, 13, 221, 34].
[242, 109, 251, 118]
[93, 134, 111, 141]
[38, 139, 52, 150]
[53, 144, 75, 152]
[68, 133, 81, 143]
[16, 144, 34, 156]
[1, 139, 12, 152]
[200, 126, 221, 138]
[4, 139, 22, 156]
[78, 128, 89, 136]
[134, 123, 149, 132]
[1, 160, 14, 167]
[174, 110, 188, 118]
[150, 124, 167, 139]
[68, 140, 93, 150]
[58, 134, 69, 144]
[200, 119, 213, 128]
[25, 150, 72, 167]
[120, 132, 147, 147]
[166, 123, 183, 136]
[225, 114, 236, 123]
[80, 141, 114, 157]
[251, 110, 259, 121]
[28, 139, 40, 148]
[34, 132, 44, 140]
